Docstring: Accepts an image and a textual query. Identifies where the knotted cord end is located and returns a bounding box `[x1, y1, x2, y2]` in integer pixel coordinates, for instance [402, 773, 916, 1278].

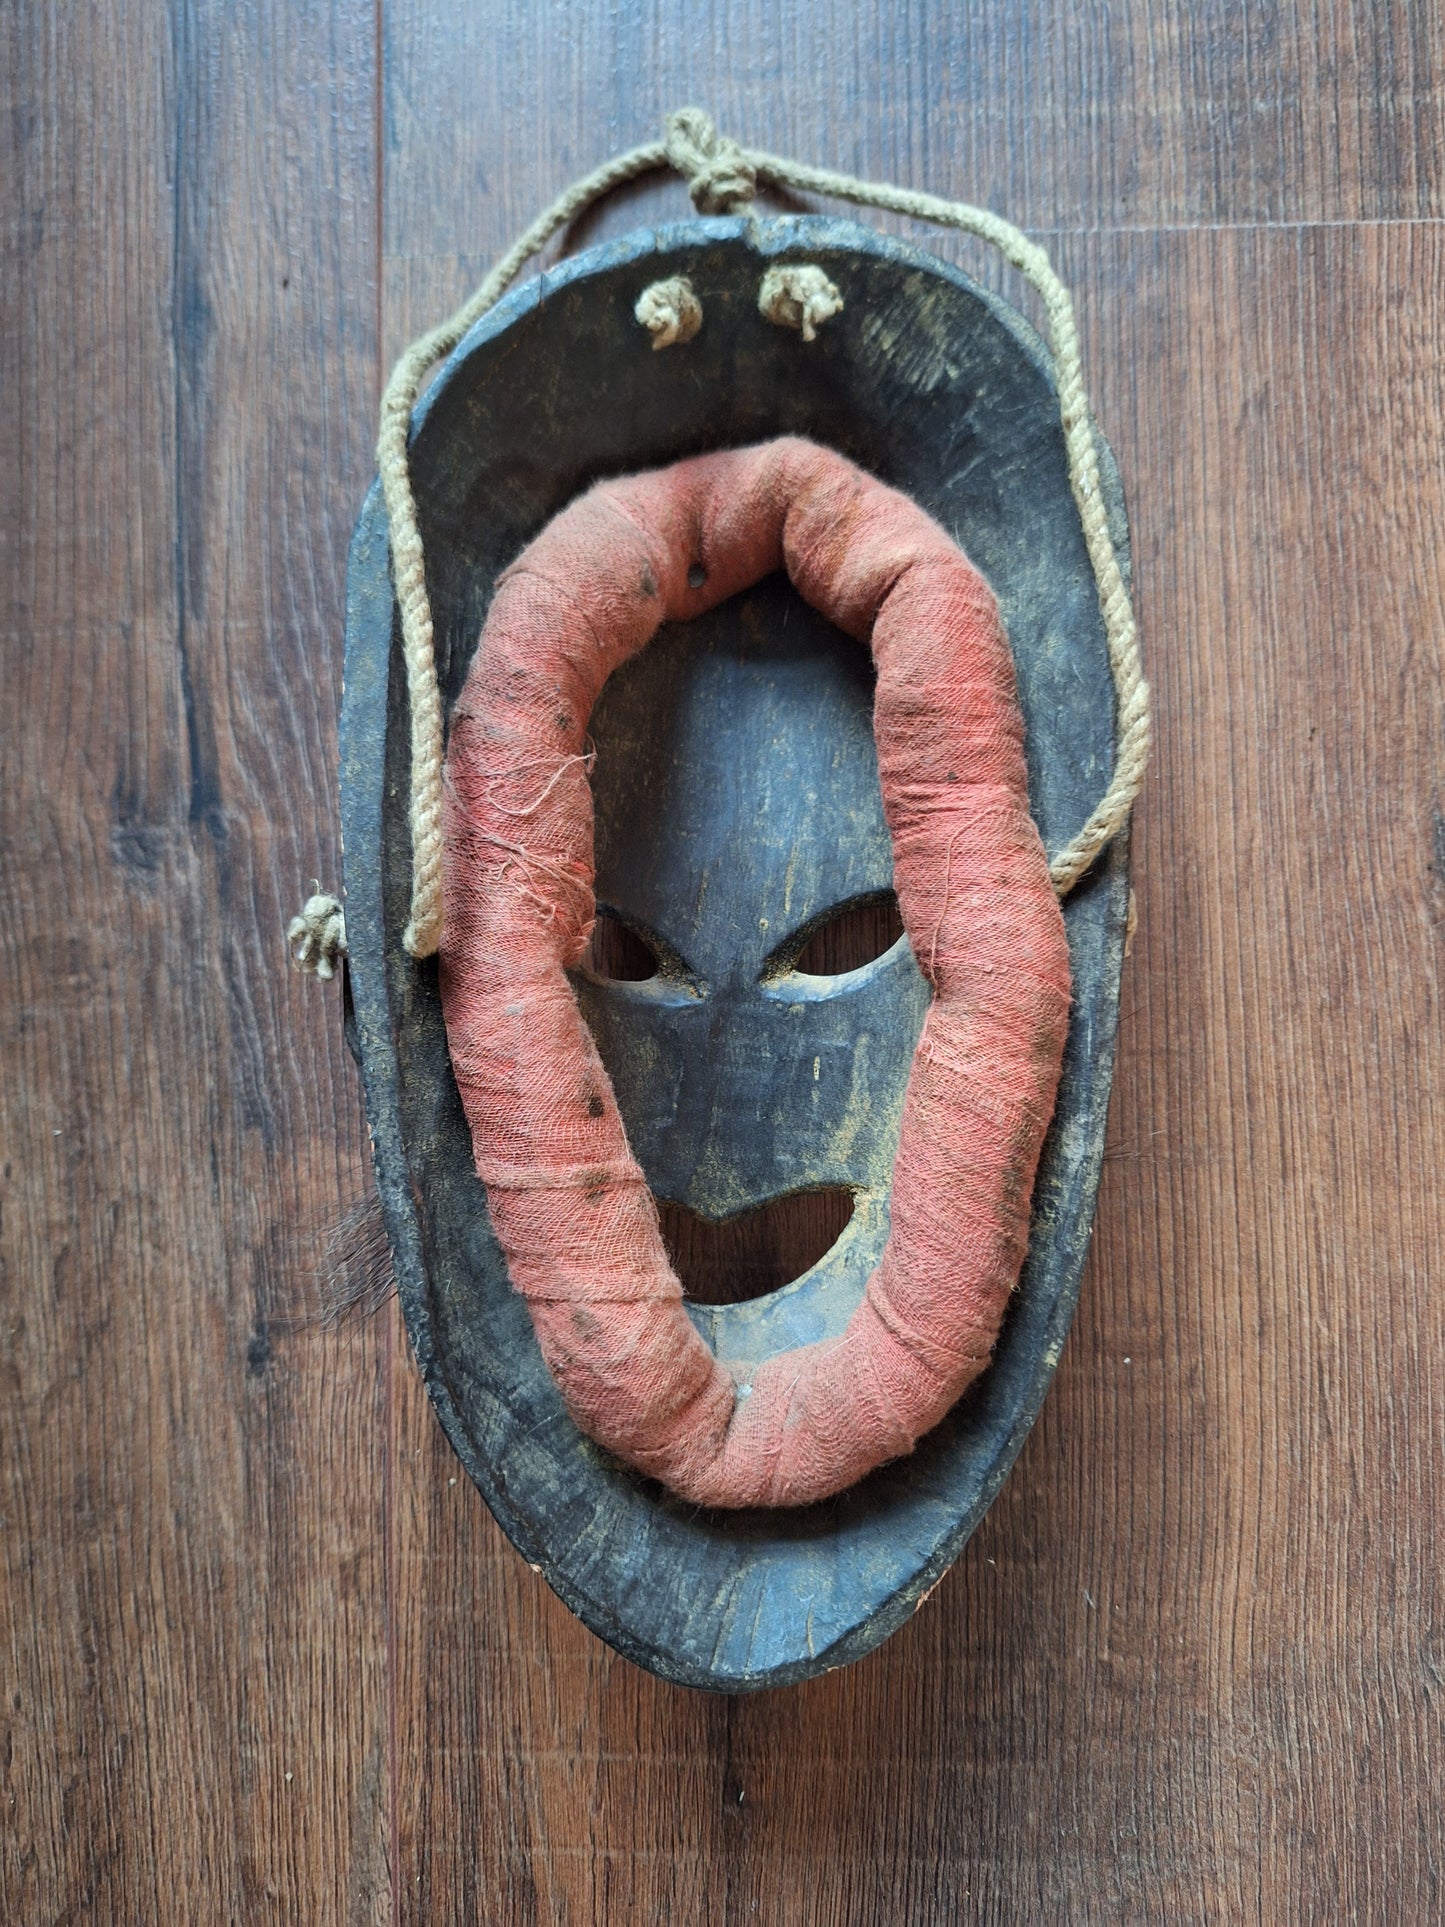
[288, 888, 347, 981]
[664, 107, 757, 215]
[635, 275, 703, 349]
[758, 263, 844, 342]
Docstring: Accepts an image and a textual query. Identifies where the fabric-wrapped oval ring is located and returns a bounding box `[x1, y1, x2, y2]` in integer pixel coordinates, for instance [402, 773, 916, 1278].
[442, 437, 1071, 1510]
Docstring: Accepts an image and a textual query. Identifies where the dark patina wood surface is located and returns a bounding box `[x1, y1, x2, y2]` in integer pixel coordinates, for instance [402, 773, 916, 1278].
[4, 2, 1444, 1917]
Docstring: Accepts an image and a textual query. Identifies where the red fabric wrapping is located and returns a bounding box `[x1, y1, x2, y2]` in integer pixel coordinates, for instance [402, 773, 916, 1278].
[440, 437, 1071, 1508]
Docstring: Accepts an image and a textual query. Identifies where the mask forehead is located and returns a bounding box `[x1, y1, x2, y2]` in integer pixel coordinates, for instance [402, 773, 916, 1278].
[575, 574, 930, 1366]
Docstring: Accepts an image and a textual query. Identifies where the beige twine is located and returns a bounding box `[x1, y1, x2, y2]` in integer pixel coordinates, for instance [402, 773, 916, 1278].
[635, 275, 703, 349]
[758, 263, 845, 341]
[359, 107, 1149, 960]
[288, 889, 347, 980]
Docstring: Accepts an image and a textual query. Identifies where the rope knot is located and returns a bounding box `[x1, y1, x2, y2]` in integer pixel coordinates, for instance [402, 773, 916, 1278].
[758, 263, 844, 342]
[635, 275, 703, 349]
[288, 888, 347, 981]
[665, 107, 756, 215]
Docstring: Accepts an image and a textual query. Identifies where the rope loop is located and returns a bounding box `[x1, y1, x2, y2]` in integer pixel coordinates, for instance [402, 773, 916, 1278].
[368, 109, 1148, 958]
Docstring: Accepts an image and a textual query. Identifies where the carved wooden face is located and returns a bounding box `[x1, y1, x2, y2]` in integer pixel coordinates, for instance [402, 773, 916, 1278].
[345, 215, 1126, 1681]
[572, 573, 930, 1377]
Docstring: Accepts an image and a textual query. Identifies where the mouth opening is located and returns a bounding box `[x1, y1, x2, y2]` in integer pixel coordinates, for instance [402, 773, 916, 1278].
[656, 1187, 857, 1306]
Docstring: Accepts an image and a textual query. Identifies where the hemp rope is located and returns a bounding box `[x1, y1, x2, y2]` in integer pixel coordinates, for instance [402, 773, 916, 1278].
[634, 274, 704, 349]
[757, 262, 845, 341]
[287, 888, 346, 979]
[366, 106, 1148, 961]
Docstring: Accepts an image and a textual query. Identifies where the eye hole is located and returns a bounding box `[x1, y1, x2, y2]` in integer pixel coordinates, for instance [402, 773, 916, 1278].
[579, 910, 660, 982]
[783, 892, 905, 978]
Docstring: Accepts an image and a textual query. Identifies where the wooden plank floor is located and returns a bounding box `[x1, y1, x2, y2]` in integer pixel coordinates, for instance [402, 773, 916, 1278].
[4, 4, 1442, 1919]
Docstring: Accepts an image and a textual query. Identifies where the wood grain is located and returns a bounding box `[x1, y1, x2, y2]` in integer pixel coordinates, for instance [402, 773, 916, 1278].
[379, 0, 1445, 362]
[5, 0, 1444, 1918]
[1, 1, 389, 1919]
